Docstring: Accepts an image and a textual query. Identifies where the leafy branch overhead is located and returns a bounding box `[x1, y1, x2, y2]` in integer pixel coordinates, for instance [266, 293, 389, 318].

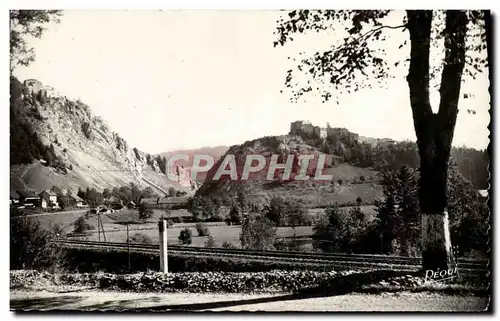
[274, 10, 488, 106]
[10, 10, 62, 71]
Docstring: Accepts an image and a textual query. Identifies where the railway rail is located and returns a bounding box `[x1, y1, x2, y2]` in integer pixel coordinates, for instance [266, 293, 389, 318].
[56, 239, 489, 272]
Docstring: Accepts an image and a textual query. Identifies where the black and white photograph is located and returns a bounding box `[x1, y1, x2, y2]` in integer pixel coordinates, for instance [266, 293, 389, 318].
[8, 7, 492, 312]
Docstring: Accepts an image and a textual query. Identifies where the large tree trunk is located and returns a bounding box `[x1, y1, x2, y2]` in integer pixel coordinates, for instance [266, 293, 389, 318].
[406, 10, 467, 271]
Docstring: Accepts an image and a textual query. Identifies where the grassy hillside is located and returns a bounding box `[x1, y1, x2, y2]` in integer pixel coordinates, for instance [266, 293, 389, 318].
[195, 135, 384, 207]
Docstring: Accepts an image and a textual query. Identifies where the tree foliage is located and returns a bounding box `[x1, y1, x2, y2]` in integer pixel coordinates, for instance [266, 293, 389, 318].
[274, 10, 487, 104]
[227, 205, 242, 225]
[138, 203, 154, 222]
[73, 216, 94, 234]
[188, 196, 220, 221]
[375, 163, 488, 256]
[375, 166, 419, 255]
[195, 222, 210, 236]
[240, 215, 277, 251]
[10, 214, 66, 270]
[312, 205, 369, 253]
[10, 10, 62, 71]
[204, 235, 216, 248]
[179, 228, 192, 245]
[264, 196, 308, 227]
[128, 233, 153, 244]
[83, 187, 104, 208]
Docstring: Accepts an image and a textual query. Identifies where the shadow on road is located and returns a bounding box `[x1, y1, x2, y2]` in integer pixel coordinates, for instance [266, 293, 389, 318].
[10, 295, 83, 311]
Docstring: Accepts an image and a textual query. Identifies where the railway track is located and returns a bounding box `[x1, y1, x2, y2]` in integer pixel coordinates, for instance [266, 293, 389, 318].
[56, 239, 489, 272]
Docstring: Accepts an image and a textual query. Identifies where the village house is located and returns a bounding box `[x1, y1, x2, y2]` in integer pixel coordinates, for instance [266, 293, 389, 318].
[39, 190, 59, 208]
[69, 194, 87, 208]
[16, 190, 39, 207]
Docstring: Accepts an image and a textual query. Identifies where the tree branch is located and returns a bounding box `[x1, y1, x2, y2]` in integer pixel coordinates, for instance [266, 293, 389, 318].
[333, 24, 407, 60]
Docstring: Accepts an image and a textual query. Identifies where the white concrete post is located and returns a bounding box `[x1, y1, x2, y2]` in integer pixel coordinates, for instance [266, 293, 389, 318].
[158, 218, 168, 273]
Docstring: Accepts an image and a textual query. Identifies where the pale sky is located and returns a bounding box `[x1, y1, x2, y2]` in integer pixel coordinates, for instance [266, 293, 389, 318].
[13, 10, 490, 154]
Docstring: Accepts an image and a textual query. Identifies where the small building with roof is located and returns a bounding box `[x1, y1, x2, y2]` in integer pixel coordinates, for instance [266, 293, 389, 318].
[17, 190, 39, 207]
[140, 196, 189, 209]
[69, 194, 86, 208]
[39, 190, 58, 208]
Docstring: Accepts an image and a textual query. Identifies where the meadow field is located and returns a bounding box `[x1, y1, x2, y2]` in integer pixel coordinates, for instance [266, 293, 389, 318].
[30, 205, 377, 248]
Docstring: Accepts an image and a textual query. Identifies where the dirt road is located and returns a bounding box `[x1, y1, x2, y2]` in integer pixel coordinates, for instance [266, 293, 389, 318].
[10, 289, 489, 312]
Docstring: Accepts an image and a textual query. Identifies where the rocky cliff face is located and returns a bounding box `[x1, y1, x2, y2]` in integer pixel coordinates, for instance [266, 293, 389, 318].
[10, 77, 192, 194]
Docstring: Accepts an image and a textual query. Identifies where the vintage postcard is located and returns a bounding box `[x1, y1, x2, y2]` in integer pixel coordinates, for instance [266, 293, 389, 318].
[9, 9, 491, 312]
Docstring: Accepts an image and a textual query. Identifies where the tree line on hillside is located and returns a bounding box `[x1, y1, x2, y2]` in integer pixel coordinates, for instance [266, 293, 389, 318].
[229, 164, 487, 258]
[312, 165, 488, 257]
[293, 126, 489, 190]
[76, 183, 157, 207]
[188, 188, 312, 228]
[44, 183, 187, 210]
[142, 153, 169, 175]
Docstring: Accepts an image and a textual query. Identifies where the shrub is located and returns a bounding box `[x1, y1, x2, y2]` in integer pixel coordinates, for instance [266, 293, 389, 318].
[204, 235, 216, 248]
[274, 238, 303, 252]
[10, 214, 66, 270]
[195, 222, 210, 236]
[240, 215, 276, 251]
[129, 233, 153, 244]
[179, 228, 192, 245]
[11, 269, 488, 296]
[138, 203, 154, 222]
[81, 122, 92, 139]
[73, 216, 94, 234]
[133, 147, 141, 161]
[228, 206, 241, 225]
[168, 187, 177, 197]
[222, 241, 237, 249]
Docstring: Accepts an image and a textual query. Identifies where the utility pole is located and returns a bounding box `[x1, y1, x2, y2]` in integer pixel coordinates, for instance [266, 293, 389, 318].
[97, 211, 107, 242]
[100, 215, 106, 241]
[127, 223, 130, 270]
[158, 218, 168, 273]
[97, 212, 101, 241]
